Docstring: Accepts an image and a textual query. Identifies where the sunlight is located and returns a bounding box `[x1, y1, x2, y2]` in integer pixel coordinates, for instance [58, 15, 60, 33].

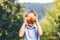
[17, 0, 55, 3]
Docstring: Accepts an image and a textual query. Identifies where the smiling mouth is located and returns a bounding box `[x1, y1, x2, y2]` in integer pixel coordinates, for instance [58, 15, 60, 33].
[28, 22, 34, 24]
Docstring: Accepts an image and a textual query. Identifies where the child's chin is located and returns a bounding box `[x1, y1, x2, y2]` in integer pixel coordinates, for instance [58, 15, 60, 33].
[29, 25, 33, 27]
[28, 24, 33, 27]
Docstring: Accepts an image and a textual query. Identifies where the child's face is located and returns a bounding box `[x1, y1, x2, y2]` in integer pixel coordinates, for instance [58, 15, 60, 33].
[27, 13, 35, 27]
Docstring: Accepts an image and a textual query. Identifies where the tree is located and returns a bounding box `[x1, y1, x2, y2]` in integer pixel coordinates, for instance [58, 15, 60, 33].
[0, 0, 25, 40]
[40, 0, 60, 40]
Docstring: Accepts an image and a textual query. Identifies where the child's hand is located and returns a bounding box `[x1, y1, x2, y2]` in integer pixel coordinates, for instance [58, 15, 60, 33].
[35, 17, 38, 23]
[24, 17, 27, 24]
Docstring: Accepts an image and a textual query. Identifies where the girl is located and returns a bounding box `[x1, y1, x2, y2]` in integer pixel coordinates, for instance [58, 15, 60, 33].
[19, 10, 43, 40]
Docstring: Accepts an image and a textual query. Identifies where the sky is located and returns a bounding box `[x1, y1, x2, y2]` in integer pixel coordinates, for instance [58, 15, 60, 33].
[16, 0, 55, 3]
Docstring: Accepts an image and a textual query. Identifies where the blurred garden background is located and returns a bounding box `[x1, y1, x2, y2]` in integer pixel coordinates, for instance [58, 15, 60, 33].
[0, 0, 60, 40]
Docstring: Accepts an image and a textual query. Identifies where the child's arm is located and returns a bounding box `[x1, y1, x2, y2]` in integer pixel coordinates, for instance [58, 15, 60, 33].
[19, 18, 27, 37]
[36, 18, 43, 36]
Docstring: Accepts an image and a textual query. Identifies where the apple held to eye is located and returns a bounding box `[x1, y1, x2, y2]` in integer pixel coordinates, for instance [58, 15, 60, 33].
[27, 17, 36, 23]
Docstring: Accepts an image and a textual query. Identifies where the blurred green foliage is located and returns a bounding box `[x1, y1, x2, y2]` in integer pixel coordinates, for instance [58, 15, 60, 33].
[40, 0, 60, 40]
[0, 0, 25, 40]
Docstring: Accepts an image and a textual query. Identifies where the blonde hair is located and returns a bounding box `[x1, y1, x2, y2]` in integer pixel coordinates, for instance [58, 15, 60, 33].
[25, 10, 37, 17]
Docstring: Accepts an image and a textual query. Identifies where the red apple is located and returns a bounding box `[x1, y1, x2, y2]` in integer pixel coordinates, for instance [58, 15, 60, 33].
[27, 17, 36, 23]
[31, 17, 36, 22]
[27, 17, 31, 23]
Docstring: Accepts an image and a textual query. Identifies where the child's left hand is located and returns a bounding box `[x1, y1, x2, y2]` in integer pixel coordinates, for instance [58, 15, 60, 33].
[35, 17, 38, 23]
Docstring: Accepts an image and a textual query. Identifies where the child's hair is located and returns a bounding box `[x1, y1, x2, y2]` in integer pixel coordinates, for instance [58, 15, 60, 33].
[25, 10, 37, 17]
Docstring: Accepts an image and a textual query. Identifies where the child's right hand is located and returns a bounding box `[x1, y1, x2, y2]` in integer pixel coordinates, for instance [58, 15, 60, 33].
[24, 17, 28, 24]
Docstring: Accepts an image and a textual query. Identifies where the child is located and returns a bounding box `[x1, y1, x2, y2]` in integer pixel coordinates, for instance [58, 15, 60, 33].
[19, 10, 43, 40]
